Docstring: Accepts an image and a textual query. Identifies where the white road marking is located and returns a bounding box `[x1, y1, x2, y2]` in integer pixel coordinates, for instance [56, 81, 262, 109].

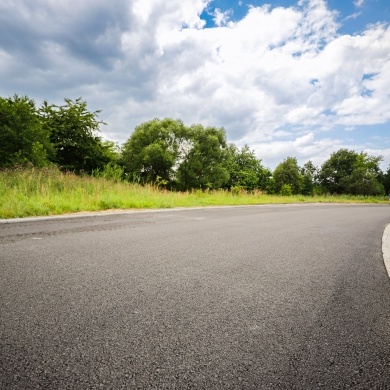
[382, 223, 390, 278]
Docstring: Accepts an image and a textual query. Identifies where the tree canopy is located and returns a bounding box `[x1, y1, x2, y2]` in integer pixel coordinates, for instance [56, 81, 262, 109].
[1, 94, 388, 196]
[121, 118, 188, 184]
[0, 95, 115, 173]
[40, 98, 111, 173]
[318, 149, 383, 195]
[176, 124, 229, 190]
[0, 95, 53, 167]
[225, 145, 270, 191]
[121, 120, 231, 190]
[273, 157, 303, 195]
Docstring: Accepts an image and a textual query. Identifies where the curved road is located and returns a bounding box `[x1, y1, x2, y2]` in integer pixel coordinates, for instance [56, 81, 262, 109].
[1, 204, 390, 389]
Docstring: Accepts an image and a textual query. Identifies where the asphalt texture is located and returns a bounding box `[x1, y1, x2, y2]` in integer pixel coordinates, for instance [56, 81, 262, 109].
[1, 204, 390, 389]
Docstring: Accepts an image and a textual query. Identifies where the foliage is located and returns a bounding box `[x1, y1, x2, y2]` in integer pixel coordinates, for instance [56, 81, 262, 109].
[273, 157, 303, 194]
[1, 94, 389, 197]
[92, 162, 125, 182]
[301, 160, 318, 196]
[0, 95, 53, 167]
[1, 167, 387, 219]
[176, 124, 230, 190]
[319, 149, 383, 195]
[39, 98, 110, 173]
[339, 153, 383, 195]
[319, 149, 358, 194]
[380, 165, 390, 194]
[122, 119, 230, 190]
[265, 176, 276, 195]
[100, 141, 121, 163]
[225, 145, 270, 191]
[280, 183, 293, 196]
[121, 118, 188, 184]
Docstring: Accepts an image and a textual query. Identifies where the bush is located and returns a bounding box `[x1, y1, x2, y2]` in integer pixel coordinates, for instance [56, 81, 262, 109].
[280, 184, 293, 196]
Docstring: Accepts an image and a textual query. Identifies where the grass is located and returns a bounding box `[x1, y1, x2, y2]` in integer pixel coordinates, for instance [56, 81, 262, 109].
[0, 166, 388, 219]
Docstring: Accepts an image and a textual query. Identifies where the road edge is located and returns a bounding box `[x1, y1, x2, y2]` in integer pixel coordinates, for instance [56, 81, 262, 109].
[383, 223, 390, 278]
[0, 203, 386, 224]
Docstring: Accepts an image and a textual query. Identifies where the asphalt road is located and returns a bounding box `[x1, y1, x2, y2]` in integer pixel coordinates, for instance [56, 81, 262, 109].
[1, 204, 390, 389]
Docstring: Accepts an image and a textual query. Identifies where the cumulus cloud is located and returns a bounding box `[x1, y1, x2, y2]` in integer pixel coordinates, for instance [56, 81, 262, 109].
[252, 131, 390, 171]
[213, 8, 233, 27]
[0, 0, 389, 168]
[252, 133, 340, 168]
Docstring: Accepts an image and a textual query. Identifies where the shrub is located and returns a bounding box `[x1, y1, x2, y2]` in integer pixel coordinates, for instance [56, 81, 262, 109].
[280, 184, 293, 196]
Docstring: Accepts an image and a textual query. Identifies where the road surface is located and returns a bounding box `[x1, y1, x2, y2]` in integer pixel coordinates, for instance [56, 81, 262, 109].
[1, 204, 390, 389]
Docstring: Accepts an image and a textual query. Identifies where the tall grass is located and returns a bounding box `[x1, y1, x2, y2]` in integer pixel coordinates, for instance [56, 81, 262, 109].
[0, 167, 387, 219]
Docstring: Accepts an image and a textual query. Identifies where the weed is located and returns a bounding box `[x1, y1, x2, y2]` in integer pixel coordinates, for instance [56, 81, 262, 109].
[0, 167, 388, 219]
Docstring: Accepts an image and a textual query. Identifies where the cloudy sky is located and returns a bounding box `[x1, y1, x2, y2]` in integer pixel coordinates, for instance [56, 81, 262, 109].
[1, 0, 389, 169]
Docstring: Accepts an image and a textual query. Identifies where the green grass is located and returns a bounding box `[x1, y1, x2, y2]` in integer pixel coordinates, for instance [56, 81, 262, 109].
[0, 166, 387, 219]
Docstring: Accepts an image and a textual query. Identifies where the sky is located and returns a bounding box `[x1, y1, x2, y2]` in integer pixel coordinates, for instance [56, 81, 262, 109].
[1, 0, 389, 170]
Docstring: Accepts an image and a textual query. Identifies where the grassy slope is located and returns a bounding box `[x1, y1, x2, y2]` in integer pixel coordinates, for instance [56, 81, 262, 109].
[0, 167, 387, 219]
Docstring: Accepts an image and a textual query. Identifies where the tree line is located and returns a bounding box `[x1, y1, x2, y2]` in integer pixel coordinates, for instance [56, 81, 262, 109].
[1, 94, 389, 195]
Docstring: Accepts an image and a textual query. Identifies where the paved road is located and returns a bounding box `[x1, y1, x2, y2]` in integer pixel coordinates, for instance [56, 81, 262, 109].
[1, 204, 390, 389]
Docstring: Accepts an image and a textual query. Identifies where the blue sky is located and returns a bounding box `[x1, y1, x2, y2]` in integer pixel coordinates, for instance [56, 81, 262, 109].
[0, 0, 389, 169]
[201, 0, 390, 33]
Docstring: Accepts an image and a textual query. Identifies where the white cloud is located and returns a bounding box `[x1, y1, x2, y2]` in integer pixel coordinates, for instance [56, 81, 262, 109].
[213, 8, 233, 27]
[354, 0, 365, 8]
[250, 132, 389, 170]
[0, 0, 389, 168]
[251, 132, 342, 169]
[344, 12, 362, 21]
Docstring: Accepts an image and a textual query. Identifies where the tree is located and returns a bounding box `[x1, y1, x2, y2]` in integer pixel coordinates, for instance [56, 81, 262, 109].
[380, 165, 390, 194]
[301, 160, 318, 196]
[273, 157, 303, 194]
[40, 98, 110, 173]
[121, 118, 188, 184]
[318, 149, 358, 194]
[100, 141, 121, 164]
[225, 145, 270, 191]
[340, 153, 384, 195]
[319, 149, 383, 195]
[0, 95, 53, 167]
[122, 120, 230, 190]
[176, 124, 230, 190]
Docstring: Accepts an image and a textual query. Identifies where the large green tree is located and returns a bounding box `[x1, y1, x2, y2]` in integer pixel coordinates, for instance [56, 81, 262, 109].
[225, 145, 270, 191]
[0, 95, 53, 167]
[273, 157, 303, 194]
[121, 118, 188, 184]
[319, 149, 383, 195]
[340, 153, 384, 195]
[40, 98, 110, 173]
[122, 119, 230, 190]
[176, 124, 230, 190]
[318, 149, 358, 194]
